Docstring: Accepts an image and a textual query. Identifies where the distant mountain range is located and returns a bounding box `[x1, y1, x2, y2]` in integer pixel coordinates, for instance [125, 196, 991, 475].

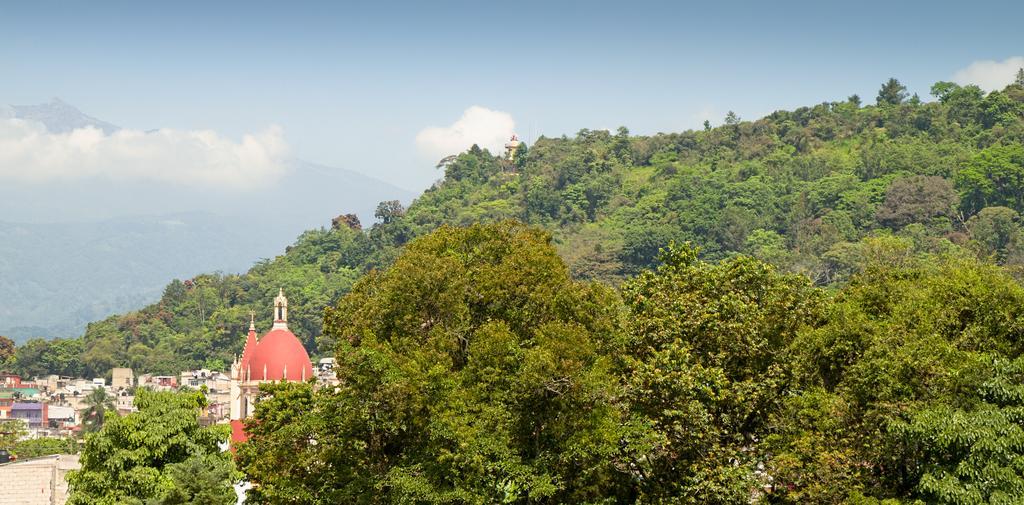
[0, 99, 414, 342]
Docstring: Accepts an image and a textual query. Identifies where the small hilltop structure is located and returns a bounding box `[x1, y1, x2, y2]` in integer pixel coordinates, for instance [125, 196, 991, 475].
[504, 133, 523, 161]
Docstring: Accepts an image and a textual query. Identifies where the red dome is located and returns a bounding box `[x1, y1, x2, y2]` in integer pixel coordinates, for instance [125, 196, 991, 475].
[244, 328, 314, 381]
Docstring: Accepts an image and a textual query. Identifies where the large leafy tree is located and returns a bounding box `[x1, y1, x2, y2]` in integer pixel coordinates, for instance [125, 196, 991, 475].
[238, 221, 631, 504]
[234, 227, 1024, 504]
[620, 244, 827, 502]
[877, 78, 908, 105]
[956, 144, 1024, 215]
[875, 175, 958, 229]
[67, 389, 237, 505]
[772, 256, 1024, 503]
[0, 419, 27, 452]
[0, 336, 14, 367]
[966, 206, 1024, 262]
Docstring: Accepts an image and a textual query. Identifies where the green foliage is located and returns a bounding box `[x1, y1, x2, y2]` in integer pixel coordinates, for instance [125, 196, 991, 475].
[966, 206, 1024, 262]
[12, 436, 79, 458]
[11, 337, 83, 377]
[877, 78, 908, 105]
[956, 144, 1024, 215]
[239, 222, 630, 504]
[620, 244, 827, 502]
[150, 454, 239, 505]
[67, 389, 236, 505]
[774, 256, 1024, 503]
[0, 419, 27, 451]
[0, 335, 14, 367]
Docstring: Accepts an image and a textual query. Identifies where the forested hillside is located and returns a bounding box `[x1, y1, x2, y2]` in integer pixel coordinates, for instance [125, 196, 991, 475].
[417, 76, 1024, 283]
[6, 75, 1024, 377]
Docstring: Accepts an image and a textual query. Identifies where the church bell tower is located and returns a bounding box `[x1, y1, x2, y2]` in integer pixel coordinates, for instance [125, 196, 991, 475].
[272, 288, 288, 329]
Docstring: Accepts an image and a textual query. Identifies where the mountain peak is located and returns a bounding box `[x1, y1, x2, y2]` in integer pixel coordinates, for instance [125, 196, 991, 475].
[10, 98, 120, 134]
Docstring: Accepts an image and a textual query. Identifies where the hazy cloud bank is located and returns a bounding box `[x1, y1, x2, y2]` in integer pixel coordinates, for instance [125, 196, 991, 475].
[415, 106, 515, 162]
[953, 56, 1024, 91]
[0, 119, 289, 189]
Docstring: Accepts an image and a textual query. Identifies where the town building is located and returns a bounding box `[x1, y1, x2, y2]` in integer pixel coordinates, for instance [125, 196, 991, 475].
[181, 369, 231, 392]
[317, 357, 337, 382]
[114, 389, 136, 415]
[229, 289, 314, 443]
[111, 367, 134, 391]
[0, 393, 12, 419]
[41, 375, 73, 395]
[0, 373, 22, 388]
[47, 405, 76, 427]
[137, 374, 178, 391]
[0, 454, 79, 505]
[181, 369, 231, 423]
[10, 402, 48, 429]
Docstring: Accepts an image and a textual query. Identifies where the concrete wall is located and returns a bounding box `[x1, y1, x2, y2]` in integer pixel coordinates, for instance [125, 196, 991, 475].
[0, 454, 80, 505]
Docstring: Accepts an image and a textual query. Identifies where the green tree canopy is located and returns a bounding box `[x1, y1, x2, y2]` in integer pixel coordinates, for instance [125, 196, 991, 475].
[966, 206, 1024, 262]
[875, 175, 958, 229]
[67, 389, 236, 505]
[239, 222, 630, 504]
[12, 436, 78, 459]
[956, 144, 1024, 215]
[620, 244, 827, 502]
[0, 336, 14, 366]
[772, 255, 1024, 503]
[12, 337, 83, 378]
[877, 78, 908, 105]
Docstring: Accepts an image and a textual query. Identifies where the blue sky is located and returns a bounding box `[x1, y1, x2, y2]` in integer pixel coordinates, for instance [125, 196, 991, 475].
[2, 0, 1023, 193]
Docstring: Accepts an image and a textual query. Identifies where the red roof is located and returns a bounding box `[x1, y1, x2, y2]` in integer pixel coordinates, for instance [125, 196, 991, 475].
[244, 328, 314, 382]
[240, 327, 258, 368]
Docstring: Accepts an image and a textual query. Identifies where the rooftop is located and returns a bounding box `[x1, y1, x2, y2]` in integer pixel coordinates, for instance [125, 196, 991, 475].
[0, 388, 40, 398]
[11, 402, 44, 411]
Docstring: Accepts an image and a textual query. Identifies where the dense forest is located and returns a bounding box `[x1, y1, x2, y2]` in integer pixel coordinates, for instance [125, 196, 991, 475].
[5, 75, 1024, 380]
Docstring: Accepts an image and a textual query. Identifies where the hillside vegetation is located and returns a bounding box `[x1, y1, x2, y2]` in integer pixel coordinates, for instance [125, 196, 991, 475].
[6, 75, 1024, 377]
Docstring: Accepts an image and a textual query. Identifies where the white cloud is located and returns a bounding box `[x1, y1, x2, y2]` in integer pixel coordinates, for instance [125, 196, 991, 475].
[415, 106, 515, 161]
[953, 56, 1024, 92]
[0, 119, 289, 190]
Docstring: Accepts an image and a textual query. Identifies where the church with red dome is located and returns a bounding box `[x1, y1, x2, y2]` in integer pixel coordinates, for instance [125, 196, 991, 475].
[229, 289, 314, 443]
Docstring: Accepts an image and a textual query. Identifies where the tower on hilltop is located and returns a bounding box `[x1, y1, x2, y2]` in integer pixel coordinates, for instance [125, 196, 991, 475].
[504, 134, 522, 162]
